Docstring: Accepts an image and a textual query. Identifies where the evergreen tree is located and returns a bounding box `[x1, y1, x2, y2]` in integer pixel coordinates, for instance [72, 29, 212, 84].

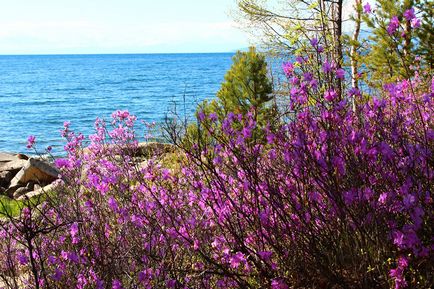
[363, 0, 433, 87]
[214, 46, 273, 122]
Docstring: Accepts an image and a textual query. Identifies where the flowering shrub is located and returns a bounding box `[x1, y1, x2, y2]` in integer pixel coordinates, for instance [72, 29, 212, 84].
[1, 71, 433, 288]
[0, 4, 432, 289]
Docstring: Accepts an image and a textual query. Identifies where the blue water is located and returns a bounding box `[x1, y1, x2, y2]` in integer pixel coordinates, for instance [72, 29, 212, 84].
[0, 53, 234, 154]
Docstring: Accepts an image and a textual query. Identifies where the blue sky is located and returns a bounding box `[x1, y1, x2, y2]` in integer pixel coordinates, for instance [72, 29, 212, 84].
[0, 0, 250, 54]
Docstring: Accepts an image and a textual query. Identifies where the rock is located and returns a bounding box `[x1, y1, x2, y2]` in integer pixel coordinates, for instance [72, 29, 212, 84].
[0, 159, 27, 172]
[26, 181, 35, 191]
[0, 152, 18, 163]
[4, 185, 22, 198]
[16, 153, 29, 160]
[0, 170, 15, 187]
[17, 183, 58, 200]
[13, 187, 30, 199]
[9, 158, 59, 188]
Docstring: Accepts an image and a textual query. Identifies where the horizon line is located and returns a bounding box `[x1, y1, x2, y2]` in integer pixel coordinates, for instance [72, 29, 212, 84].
[0, 50, 244, 57]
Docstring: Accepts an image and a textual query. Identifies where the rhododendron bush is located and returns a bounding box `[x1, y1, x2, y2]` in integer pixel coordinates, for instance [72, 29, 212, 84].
[1, 3, 433, 287]
[1, 73, 433, 288]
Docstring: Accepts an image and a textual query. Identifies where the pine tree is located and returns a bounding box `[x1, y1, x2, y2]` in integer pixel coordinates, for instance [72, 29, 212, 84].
[363, 0, 433, 87]
[215, 46, 273, 122]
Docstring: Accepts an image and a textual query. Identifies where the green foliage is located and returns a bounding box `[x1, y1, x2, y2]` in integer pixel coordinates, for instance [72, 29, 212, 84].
[414, 0, 434, 70]
[363, 0, 433, 87]
[0, 196, 22, 217]
[216, 47, 273, 118]
[181, 47, 275, 148]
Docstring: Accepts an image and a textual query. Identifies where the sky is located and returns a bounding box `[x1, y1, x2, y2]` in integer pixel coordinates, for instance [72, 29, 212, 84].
[0, 0, 250, 54]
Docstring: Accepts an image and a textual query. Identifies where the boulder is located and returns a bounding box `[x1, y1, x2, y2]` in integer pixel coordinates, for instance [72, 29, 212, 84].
[17, 153, 29, 160]
[9, 158, 59, 188]
[0, 170, 15, 187]
[0, 152, 18, 163]
[17, 182, 58, 200]
[0, 159, 27, 172]
[13, 187, 30, 199]
[4, 185, 22, 198]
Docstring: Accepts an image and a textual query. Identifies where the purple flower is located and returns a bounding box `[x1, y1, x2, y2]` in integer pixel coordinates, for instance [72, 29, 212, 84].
[230, 252, 246, 268]
[282, 62, 294, 76]
[324, 89, 337, 101]
[70, 222, 79, 237]
[336, 68, 345, 79]
[403, 8, 415, 21]
[348, 87, 361, 97]
[258, 251, 273, 261]
[363, 2, 371, 14]
[322, 61, 332, 73]
[411, 18, 421, 28]
[271, 279, 288, 289]
[387, 16, 400, 35]
[209, 113, 218, 122]
[18, 253, 28, 265]
[112, 280, 124, 289]
[26, 135, 36, 149]
[310, 37, 318, 47]
[108, 197, 119, 211]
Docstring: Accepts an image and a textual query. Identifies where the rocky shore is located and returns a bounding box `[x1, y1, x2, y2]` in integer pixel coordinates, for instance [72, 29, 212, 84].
[0, 152, 59, 200]
[0, 142, 178, 201]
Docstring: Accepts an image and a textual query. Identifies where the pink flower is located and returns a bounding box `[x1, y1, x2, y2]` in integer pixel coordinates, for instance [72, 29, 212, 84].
[230, 252, 246, 268]
[363, 2, 371, 14]
[112, 280, 124, 289]
[411, 18, 421, 28]
[335, 68, 345, 79]
[26, 135, 36, 149]
[403, 8, 415, 21]
[387, 16, 400, 35]
[310, 37, 318, 47]
[283, 62, 294, 76]
[324, 89, 337, 101]
[271, 279, 288, 289]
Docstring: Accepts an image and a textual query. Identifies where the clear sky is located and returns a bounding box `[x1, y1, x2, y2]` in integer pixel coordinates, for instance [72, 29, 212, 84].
[0, 0, 250, 54]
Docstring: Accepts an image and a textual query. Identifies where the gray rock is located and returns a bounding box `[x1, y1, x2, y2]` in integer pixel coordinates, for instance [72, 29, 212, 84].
[9, 158, 59, 188]
[17, 183, 57, 200]
[13, 187, 30, 199]
[0, 170, 15, 187]
[26, 181, 35, 191]
[4, 185, 22, 198]
[0, 152, 18, 163]
[0, 159, 27, 172]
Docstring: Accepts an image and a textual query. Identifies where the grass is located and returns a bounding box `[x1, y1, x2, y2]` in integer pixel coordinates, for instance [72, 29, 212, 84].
[0, 195, 23, 217]
[0, 193, 50, 218]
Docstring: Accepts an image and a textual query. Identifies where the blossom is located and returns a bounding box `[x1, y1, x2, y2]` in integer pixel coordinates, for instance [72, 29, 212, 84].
[271, 279, 288, 289]
[310, 37, 318, 47]
[363, 2, 371, 14]
[411, 18, 421, 28]
[403, 8, 415, 21]
[322, 61, 332, 73]
[112, 280, 124, 289]
[324, 89, 337, 101]
[335, 68, 345, 79]
[282, 62, 294, 76]
[387, 16, 400, 35]
[26, 135, 36, 148]
[230, 252, 246, 268]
